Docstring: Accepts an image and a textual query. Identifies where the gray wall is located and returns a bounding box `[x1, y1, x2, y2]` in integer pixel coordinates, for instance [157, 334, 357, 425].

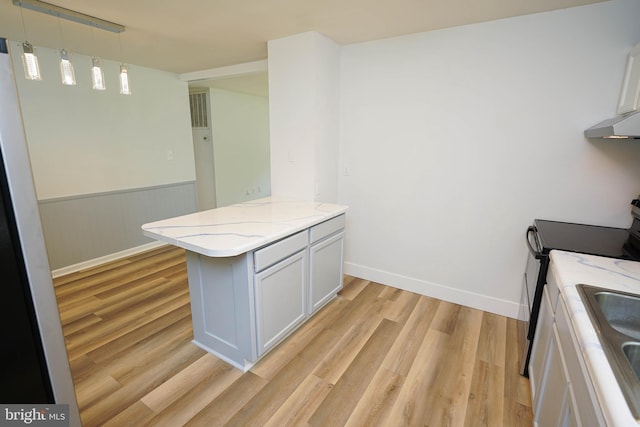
[39, 182, 197, 269]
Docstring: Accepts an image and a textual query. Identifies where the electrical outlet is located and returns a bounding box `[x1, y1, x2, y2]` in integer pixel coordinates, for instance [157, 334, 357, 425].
[166, 150, 174, 161]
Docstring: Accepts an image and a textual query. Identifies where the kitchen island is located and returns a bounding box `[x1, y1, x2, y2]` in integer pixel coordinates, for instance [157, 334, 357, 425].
[533, 250, 640, 426]
[142, 197, 348, 371]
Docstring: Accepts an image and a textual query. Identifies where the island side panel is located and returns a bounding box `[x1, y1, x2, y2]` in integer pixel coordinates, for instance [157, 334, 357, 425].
[185, 251, 256, 369]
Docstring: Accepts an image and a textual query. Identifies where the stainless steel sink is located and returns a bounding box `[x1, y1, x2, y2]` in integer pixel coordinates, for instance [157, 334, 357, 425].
[593, 291, 640, 340]
[577, 284, 640, 421]
[623, 343, 640, 381]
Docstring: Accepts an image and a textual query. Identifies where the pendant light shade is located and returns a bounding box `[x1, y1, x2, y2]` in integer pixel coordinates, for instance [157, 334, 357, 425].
[91, 57, 105, 90]
[59, 49, 76, 85]
[119, 64, 131, 95]
[21, 42, 41, 80]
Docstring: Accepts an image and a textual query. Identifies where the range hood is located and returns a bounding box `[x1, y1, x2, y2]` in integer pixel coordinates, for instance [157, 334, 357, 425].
[584, 110, 640, 139]
[585, 42, 640, 139]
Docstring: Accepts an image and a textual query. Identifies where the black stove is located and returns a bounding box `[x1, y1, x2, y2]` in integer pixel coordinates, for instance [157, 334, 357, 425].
[534, 219, 639, 261]
[521, 218, 640, 377]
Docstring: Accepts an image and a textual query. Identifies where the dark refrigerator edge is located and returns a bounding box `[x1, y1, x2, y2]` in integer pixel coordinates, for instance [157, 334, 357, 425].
[0, 38, 80, 425]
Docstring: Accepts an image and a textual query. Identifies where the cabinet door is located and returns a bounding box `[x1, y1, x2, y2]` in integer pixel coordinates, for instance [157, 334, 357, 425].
[534, 324, 570, 427]
[309, 232, 344, 314]
[254, 250, 307, 356]
[530, 286, 553, 409]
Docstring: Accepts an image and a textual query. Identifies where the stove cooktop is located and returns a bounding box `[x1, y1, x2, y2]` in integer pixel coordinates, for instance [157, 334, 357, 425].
[534, 219, 640, 261]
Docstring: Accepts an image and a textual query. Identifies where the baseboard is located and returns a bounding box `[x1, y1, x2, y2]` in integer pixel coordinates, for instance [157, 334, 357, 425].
[51, 241, 167, 278]
[344, 262, 520, 319]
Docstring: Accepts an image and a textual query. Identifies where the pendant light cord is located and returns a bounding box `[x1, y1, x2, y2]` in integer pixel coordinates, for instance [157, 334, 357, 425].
[19, 6, 28, 40]
[58, 17, 64, 47]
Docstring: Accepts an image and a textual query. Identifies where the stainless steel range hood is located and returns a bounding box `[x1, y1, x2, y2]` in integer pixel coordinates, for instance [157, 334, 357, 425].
[584, 110, 640, 139]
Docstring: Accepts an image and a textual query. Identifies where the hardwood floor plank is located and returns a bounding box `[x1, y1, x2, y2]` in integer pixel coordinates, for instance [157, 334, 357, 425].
[224, 328, 342, 425]
[250, 296, 349, 380]
[102, 401, 155, 427]
[464, 359, 505, 426]
[343, 366, 403, 427]
[380, 289, 420, 324]
[184, 372, 268, 427]
[140, 353, 224, 412]
[312, 304, 383, 384]
[144, 358, 242, 427]
[421, 306, 483, 426]
[263, 374, 332, 427]
[503, 317, 533, 426]
[85, 303, 191, 365]
[342, 295, 441, 426]
[79, 341, 205, 426]
[72, 322, 195, 411]
[338, 276, 370, 300]
[53, 245, 533, 427]
[382, 295, 440, 375]
[384, 328, 446, 425]
[476, 311, 507, 367]
[308, 319, 402, 426]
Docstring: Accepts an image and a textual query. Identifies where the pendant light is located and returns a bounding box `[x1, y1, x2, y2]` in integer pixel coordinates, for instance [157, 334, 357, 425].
[59, 49, 76, 85]
[13, 0, 128, 91]
[117, 33, 131, 95]
[119, 64, 131, 95]
[58, 19, 75, 85]
[21, 41, 41, 80]
[18, 5, 41, 80]
[91, 56, 106, 90]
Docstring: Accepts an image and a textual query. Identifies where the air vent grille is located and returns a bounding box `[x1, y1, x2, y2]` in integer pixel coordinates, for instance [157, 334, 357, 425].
[189, 92, 208, 128]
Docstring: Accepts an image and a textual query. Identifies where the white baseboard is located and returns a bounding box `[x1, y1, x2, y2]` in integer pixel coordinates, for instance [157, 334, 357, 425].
[344, 262, 520, 319]
[51, 241, 167, 278]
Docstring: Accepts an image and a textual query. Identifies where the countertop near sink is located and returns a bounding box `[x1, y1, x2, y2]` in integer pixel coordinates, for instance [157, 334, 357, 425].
[550, 250, 640, 426]
[141, 196, 348, 257]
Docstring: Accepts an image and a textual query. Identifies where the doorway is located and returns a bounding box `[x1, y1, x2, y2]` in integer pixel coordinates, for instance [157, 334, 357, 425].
[187, 70, 271, 210]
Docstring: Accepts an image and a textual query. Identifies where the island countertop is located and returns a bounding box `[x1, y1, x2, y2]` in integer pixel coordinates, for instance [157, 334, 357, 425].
[141, 197, 348, 257]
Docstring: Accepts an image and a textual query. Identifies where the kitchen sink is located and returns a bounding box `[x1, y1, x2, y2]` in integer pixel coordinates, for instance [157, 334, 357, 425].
[577, 284, 640, 421]
[593, 291, 640, 340]
[623, 343, 640, 381]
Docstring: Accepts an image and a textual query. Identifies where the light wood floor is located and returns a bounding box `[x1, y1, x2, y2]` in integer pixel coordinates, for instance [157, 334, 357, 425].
[53, 245, 533, 426]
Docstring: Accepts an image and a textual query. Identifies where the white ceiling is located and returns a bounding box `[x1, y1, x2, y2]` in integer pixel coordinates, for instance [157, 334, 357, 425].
[0, 0, 605, 76]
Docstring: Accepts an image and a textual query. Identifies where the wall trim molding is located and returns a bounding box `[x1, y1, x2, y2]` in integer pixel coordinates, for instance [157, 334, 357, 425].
[344, 262, 520, 319]
[51, 241, 166, 279]
[39, 181, 197, 270]
[38, 180, 196, 204]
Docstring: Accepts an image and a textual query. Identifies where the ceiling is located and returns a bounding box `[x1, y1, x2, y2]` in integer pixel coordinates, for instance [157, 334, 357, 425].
[0, 0, 605, 77]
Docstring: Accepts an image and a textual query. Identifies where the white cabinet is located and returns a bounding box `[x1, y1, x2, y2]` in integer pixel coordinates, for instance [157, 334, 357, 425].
[255, 249, 307, 356]
[555, 291, 605, 426]
[530, 286, 553, 410]
[309, 215, 345, 314]
[535, 320, 580, 427]
[531, 286, 579, 426]
[186, 214, 346, 371]
[530, 265, 604, 426]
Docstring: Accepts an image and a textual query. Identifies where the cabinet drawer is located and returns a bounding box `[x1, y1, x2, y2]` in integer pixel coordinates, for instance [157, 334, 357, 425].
[254, 231, 308, 272]
[310, 214, 345, 244]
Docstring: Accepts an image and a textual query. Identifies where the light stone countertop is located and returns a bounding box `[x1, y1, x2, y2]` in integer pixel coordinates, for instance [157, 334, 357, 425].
[141, 197, 348, 257]
[549, 250, 640, 426]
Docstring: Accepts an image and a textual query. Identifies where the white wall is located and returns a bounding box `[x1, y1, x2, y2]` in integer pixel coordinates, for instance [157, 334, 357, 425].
[9, 43, 195, 200]
[210, 88, 271, 207]
[268, 31, 341, 202]
[339, 0, 640, 317]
